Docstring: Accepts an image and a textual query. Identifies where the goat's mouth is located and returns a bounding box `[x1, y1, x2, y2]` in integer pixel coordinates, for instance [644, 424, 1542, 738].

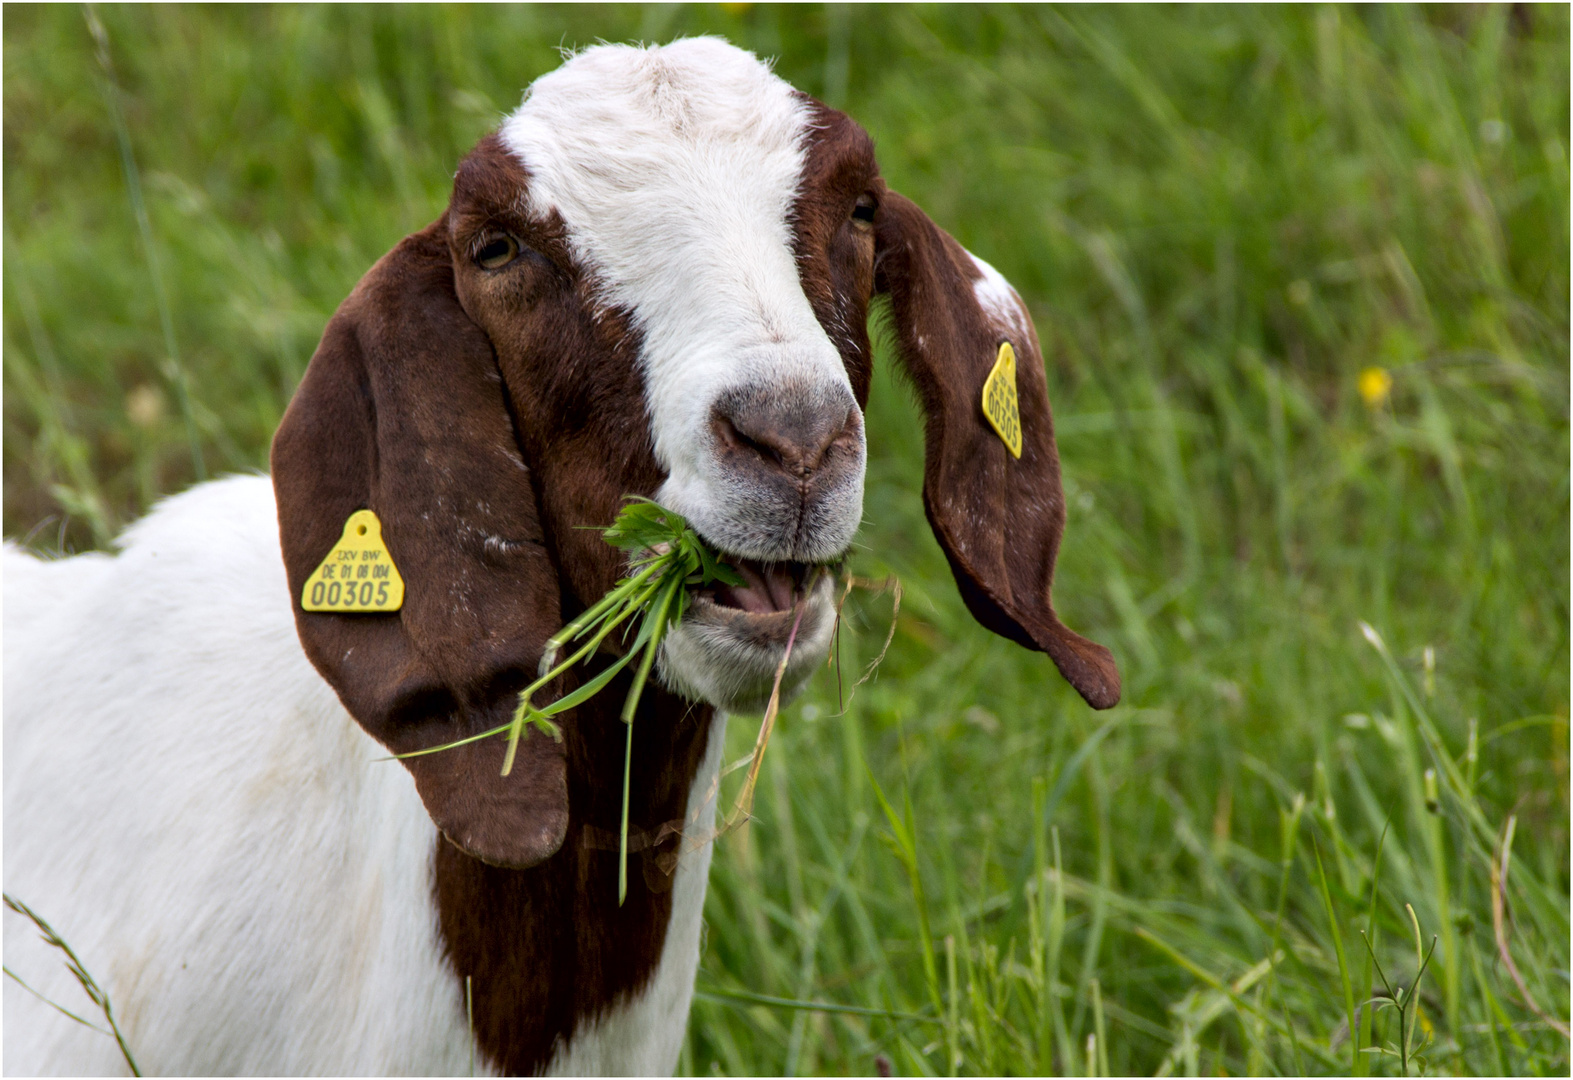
[659, 555, 840, 712]
[699, 557, 824, 616]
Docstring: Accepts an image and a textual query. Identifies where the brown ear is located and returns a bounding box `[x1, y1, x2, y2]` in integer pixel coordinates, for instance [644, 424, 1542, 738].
[271, 217, 569, 867]
[874, 192, 1120, 709]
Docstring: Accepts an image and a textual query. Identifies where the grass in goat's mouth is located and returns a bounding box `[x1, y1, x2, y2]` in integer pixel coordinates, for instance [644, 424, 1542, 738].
[398, 497, 816, 904]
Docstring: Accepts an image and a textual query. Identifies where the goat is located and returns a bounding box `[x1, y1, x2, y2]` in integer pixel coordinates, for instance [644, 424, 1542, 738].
[3, 38, 1119, 1076]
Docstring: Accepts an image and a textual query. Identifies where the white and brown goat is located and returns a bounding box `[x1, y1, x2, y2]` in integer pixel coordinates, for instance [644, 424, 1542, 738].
[3, 38, 1118, 1076]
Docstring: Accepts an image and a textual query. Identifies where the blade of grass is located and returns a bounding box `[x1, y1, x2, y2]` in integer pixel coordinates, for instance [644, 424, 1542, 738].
[1359, 822, 1390, 1070]
[1261, 791, 1306, 1076]
[695, 986, 941, 1026]
[539, 560, 665, 672]
[868, 768, 944, 1025]
[1029, 776, 1052, 1076]
[1491, 815, 1570, 1039]
[943, 934, 959, 1076]
[618, 573, 684, 905]
[722, 582, 812, 832]
[1311, 838, 1360, 1074]
[1135, 926, 1330, 1068]
[4, 965, 114, 1036]
[826, 574, 901, 717]
[1402, 905, 1439, 1073]
[1091, 976, 1109, 1077]
[503, 571, 667, 773]
[1047, 828, 1073, 1074]
[83, 5, 204, 482]
[4, 894, 141, 1076]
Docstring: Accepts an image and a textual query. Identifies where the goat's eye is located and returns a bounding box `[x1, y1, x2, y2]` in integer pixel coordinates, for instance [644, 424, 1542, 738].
[851, 194, 877, 227]
[476, 235, 520, 270]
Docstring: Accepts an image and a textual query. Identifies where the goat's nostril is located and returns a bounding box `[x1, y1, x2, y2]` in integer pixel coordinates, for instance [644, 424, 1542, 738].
[712, 395, 857, 481]
[714, 414, 786, 470]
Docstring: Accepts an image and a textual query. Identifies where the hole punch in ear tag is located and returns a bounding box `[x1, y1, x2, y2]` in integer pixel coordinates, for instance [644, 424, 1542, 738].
[981, 341, 1023, 459]
[301, 509, 405, 613]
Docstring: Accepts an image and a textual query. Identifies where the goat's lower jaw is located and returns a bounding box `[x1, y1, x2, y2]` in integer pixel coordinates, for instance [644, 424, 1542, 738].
[657, 572, 837, 713]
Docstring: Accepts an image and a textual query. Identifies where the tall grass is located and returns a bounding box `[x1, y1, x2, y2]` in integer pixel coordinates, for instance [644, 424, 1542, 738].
[5, 5, 1567, 1075]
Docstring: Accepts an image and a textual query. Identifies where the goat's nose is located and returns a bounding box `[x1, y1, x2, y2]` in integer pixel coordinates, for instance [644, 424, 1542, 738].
[712, 388, 861, 480]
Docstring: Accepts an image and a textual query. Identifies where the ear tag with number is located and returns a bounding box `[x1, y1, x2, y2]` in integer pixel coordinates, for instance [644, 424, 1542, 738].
[981, 341, 1023, 459]
[301, 510, 404, 613]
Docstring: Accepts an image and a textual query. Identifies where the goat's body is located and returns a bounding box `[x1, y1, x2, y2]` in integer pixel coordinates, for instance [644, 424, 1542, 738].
[4, 476, 719, 1075]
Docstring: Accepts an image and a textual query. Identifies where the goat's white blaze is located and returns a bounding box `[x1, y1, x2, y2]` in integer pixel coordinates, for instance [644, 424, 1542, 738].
[500, 39, 864, 557]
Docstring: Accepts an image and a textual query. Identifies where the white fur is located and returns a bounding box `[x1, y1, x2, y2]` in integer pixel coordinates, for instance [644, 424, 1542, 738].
[969, 252, 1031, 343]
[4, 477, 473, 1075]
[500, 40, 866, 563]
[3, 477, 729, 1076]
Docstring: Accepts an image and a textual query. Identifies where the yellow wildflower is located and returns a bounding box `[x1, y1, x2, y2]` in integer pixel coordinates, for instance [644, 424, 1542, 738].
[1358, 366, 1392, 408]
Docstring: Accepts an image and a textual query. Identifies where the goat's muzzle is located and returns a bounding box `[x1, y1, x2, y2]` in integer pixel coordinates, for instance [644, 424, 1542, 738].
[660, 568, 838, 713]
[654, 379, 862, 711]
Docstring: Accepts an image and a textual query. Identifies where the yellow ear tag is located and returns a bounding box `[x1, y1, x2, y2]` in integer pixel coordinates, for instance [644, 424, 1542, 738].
[981, 341, 1023, 459]
[301, 510, 404, 613]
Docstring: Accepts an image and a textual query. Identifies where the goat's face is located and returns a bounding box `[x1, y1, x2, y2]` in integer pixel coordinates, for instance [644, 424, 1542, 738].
[273, 39, 1118, 869]
[443, 42, 879, 710]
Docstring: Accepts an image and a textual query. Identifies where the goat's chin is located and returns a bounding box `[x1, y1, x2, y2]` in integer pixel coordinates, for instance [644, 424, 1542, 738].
[657, 574, 837, 713]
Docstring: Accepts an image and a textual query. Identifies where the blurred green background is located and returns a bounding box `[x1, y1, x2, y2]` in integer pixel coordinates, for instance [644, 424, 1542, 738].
[4, 5, 1568, 1075]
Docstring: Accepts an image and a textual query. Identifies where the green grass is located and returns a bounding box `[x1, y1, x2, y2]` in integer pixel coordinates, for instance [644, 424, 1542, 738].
[5, 5, 1568, 1075]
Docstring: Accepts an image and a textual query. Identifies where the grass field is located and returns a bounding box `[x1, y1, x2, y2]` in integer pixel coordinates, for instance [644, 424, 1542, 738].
[4, 5, 1568, 1075]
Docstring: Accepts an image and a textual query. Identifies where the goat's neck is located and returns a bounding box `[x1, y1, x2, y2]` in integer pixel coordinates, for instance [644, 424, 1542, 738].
[433, 679, 715, 1076]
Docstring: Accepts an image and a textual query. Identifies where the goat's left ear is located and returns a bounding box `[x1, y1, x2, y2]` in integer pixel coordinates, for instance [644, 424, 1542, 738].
[271, 218, 569, 868]
[874, 191, 1120, 709]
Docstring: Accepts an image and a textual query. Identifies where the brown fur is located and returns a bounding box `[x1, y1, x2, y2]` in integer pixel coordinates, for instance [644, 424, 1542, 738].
[794, 102, 1119, 709]
[434, 680, 712, 1076]
[271, 216, 573, 871]
[872, 193, 1120, 708]
[274, 138, 711, 1075]
[790, 100, 882, 409]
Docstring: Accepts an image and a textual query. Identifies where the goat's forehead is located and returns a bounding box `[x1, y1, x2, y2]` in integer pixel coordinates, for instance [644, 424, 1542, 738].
[498, 40, 811, 278]
[511, 39, 805, 150]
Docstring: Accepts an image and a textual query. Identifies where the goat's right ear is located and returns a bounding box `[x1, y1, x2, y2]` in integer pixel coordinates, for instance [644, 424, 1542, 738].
[271, 218, 568, 869]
